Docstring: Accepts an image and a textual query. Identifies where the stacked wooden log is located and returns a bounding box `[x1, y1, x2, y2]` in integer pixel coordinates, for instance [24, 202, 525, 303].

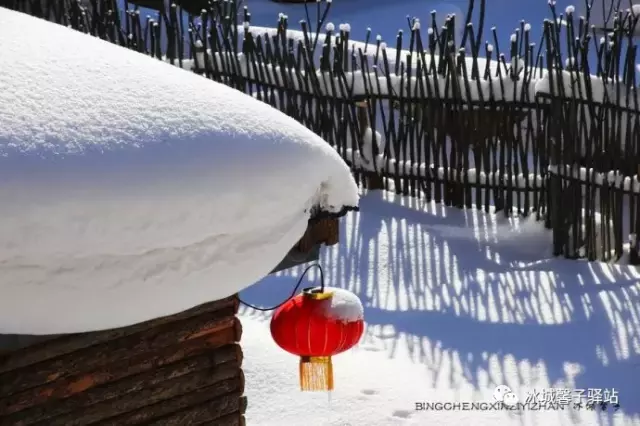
[295, 218, 339, 253]
[0, 296, 246, 426]
[271, 217, 341, 273]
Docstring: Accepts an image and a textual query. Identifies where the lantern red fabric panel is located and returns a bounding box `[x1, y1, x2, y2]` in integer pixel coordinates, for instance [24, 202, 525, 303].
[270, 293, 364, 357]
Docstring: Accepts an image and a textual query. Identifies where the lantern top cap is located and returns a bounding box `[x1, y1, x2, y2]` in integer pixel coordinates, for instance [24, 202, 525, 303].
[303, 287, 334, 300]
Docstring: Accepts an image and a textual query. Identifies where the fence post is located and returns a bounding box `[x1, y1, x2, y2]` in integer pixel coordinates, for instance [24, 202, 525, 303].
[547, 99, 566, 257]
[356, 101, 384, 190]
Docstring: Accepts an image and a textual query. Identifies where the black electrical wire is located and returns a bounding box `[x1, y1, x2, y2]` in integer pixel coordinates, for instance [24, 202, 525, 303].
[237, 206, 354, 311]
[237, 263, 326, 311]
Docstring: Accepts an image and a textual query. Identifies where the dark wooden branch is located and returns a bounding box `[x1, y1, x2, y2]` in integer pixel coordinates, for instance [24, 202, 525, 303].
[0, 296, 238, 374]
[356, 101, 385, 190]
[437, 108, 528, 148]
[129, 0, 209, 16]
[0, 307, 238, 397]
[2, 343, 242, 415]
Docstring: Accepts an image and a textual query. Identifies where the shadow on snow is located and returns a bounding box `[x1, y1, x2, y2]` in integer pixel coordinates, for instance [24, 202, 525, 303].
[240, 190, 640, 422]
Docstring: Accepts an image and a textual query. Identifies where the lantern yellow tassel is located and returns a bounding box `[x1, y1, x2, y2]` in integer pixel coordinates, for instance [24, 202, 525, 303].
[299, 356, 334, 391]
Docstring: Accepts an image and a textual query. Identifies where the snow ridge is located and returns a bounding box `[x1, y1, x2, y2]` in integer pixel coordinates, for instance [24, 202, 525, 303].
[0, 8, 359, 334]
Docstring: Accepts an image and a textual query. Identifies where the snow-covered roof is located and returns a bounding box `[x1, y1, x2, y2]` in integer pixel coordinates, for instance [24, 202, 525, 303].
[0, 7, 359, 334]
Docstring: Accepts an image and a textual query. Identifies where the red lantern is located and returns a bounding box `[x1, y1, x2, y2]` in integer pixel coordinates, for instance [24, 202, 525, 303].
[270, 286, 365, 391]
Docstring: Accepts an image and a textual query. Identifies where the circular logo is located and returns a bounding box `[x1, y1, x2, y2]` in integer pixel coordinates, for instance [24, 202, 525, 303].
[493, 385, 512, 402]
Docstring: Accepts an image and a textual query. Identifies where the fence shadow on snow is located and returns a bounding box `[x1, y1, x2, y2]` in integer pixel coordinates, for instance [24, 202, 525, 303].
[240, 191, 640, 419]
[7, 0, 640, 264]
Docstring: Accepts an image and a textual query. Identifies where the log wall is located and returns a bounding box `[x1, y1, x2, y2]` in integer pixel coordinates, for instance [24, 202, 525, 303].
[0, 296, 245, 426]
[0, 216, 344, 425]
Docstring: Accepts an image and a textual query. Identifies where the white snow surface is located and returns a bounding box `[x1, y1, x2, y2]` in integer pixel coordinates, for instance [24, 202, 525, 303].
[0, 8, 359, 334]
[308, 286, 364, 322]
[240, 190, 640, 426]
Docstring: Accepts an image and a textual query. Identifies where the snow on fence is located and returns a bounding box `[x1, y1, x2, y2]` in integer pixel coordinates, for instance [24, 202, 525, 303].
[8, 0, 640, 263]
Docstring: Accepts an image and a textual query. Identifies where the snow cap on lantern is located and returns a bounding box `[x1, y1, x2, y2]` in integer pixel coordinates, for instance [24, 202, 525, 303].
[270, 286, 364, 391]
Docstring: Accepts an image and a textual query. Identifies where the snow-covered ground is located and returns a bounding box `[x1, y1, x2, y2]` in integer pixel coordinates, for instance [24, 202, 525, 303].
[240, 189, 640, 426]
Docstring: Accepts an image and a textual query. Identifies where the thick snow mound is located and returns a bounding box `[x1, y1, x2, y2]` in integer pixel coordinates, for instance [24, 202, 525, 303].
[0, 8, 359, 334]
[315, 287, 364, 322]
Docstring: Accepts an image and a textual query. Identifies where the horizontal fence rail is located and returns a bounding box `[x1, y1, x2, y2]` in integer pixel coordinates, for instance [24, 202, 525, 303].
[6, 0, 640, 263]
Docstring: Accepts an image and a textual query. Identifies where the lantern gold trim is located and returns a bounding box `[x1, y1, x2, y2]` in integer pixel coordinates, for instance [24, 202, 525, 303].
[300, 289, 334, 391]
[302, 288, 334, 300]
[299, 356, 334, 391]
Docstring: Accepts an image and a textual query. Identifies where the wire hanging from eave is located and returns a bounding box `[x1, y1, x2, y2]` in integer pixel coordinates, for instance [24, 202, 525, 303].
[237, 263, 326, 311]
